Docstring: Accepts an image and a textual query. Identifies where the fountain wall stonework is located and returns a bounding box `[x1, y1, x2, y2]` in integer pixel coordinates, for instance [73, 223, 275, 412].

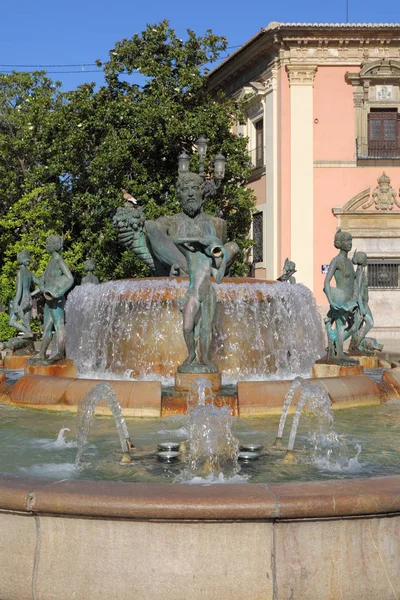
[1, 475, 400, 600]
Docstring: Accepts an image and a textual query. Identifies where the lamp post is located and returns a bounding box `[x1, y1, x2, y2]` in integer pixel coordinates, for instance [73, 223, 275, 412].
[178, 135, 226, 192]
[214, 153, 226, 186]
[178, 151, 190, 174]
[196, 135, 208, 179]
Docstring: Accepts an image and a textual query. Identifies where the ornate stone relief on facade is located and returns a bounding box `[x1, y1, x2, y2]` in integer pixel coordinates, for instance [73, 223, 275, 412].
[376, 85, 393, 100]
[339, 173, 400, 212]
[363, 172, 400, 210]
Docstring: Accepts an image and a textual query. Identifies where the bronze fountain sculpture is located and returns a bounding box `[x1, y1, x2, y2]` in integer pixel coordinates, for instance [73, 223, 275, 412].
[113, 139, 239, 375]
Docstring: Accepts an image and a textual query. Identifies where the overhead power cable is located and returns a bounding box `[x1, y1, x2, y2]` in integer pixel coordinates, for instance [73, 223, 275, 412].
[0, 44, 243, 69]
[0, 70, 103, 74]
[0, 63, 98, 68]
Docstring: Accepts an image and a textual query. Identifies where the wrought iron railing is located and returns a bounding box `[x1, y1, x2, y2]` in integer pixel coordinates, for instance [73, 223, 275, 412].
[368, 261, 400, 289]
[249, 145, 265, 169]
[357, 137, 400, 159]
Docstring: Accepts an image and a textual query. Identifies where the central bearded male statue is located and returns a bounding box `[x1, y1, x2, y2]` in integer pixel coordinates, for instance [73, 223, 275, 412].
[113, 172, 239, 277]
[113, 170, 240, 374]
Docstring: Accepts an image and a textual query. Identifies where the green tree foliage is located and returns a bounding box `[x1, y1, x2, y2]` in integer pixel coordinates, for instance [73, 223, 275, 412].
[0, 21, 255, 305]
[0, 312, 16, 342]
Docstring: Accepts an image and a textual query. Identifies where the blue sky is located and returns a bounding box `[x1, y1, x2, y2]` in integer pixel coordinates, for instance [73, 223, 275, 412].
[1, 0, 400, 90]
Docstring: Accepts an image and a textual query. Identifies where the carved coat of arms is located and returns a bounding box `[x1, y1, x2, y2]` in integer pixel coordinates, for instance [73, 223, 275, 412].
[362, 172, 400, 211]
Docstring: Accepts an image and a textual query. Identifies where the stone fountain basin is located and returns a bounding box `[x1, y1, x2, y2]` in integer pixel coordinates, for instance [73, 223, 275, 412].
[1, 366, 400, 598]
[1, 371, 385, 416]
[1, 473, 400, 600]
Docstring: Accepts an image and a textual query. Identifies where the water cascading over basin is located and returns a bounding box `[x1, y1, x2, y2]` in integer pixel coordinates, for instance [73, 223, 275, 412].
[66, 277, 324, 383]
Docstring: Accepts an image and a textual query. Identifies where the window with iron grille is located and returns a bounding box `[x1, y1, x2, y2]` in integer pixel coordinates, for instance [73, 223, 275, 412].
[368, 260, 400, 289]
[252, 211, 263, 264]
[367, 108, 400, 158]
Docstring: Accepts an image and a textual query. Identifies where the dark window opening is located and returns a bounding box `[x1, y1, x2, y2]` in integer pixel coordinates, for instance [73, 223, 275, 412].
[253, 119, 264, 168]
[252, 212, 263, 264]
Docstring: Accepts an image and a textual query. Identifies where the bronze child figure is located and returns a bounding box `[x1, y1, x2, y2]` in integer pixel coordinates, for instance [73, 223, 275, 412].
[37, 235, 74, 363]
[9, 250, 41, 339]
[81, 259, 99, 285]
[323, 229, 358, 364]
[349, 251, 382, 354]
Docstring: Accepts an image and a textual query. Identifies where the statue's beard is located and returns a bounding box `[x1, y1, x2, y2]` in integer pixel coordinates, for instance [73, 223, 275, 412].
[183, 201, 200, 217]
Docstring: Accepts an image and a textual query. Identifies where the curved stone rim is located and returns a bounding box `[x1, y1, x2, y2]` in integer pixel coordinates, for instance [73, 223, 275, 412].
[1, 473, 400, 521]
[3, 371, 385, 415]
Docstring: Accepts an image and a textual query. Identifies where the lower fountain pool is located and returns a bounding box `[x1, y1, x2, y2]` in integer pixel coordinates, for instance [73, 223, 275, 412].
[2, 400, 400, 484]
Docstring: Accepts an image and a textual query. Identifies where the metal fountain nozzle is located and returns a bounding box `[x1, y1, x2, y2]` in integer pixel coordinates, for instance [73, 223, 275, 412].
[204, 237, 224, 259]
[210, 245, 223, 258]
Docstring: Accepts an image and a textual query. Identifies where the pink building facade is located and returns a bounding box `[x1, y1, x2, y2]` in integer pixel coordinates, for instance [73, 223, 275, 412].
[209, 23, 400, 337]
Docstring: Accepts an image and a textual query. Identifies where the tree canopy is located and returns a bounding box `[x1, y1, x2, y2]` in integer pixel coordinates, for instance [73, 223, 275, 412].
[0, 20, 255, 305]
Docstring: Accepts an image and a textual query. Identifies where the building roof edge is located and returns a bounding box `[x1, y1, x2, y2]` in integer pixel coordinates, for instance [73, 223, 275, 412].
[210, 22, 400, 75]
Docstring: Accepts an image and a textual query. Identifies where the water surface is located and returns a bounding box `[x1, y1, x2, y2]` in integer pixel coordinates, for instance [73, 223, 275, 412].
[1, 401, 400, 484]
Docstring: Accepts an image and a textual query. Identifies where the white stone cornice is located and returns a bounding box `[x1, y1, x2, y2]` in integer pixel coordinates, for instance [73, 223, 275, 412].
[286, 65, 317, 86]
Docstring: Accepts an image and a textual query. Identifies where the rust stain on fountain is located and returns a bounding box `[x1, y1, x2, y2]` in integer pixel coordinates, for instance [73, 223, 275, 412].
[25, 359, 77, 378]
[8, 374, 162, 417]
[4, 355, 30, 370]
[113, 277, 275, 303]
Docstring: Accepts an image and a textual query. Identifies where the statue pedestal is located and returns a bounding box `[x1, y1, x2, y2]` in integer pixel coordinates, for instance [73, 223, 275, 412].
[175, 371, 222, 392]
[347, 355, 379, 369]
[4, 355, 31, 370]
[25, 359, 77, 378]
[312, 361, 364, 378]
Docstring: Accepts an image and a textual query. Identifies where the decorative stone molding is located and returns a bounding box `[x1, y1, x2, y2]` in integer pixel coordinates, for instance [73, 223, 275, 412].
[264, 74, 277, 95]
[209, 24, 400, 95]
[286, 65, 317, 86]
[333, 173, 400, 240]
[234, 80, 269, 103]
[335, 173, 400, 214]
[232, 82, 266, 121]
[313, 160, 357, 168]
[346, 59, 400, 157]
[346, 59, 400, 88]
[338, 188, 371, 213]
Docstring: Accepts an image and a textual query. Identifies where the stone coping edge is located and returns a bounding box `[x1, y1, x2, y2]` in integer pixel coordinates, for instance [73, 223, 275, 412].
[1, 474, 400, 521]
